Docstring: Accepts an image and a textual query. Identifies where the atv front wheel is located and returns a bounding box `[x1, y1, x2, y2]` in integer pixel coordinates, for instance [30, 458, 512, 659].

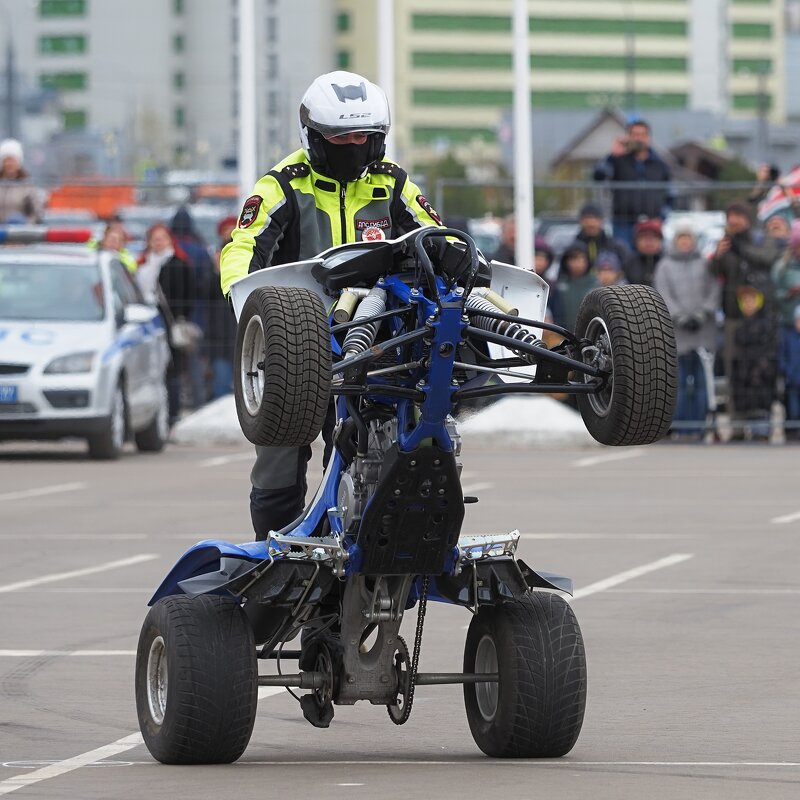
[463, 592, 586, 758]
[575, 285, 677, 446]
[234, 286, 331, 446]
[135, 595, 258, 764]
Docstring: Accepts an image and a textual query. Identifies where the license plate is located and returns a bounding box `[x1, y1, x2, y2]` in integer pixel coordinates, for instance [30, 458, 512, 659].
[0, 385, 18, 403]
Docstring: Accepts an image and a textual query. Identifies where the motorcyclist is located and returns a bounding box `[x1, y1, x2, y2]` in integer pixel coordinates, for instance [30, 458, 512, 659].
[220, 70, 444, 540]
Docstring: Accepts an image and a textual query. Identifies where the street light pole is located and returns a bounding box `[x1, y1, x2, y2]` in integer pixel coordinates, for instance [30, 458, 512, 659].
[512, 0, 533, 272]
[377, 0, 395, 160]
[238, 0, 257, 202]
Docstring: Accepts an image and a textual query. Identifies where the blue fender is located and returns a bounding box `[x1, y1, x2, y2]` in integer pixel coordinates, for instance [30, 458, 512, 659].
[148, 538, 269, 605]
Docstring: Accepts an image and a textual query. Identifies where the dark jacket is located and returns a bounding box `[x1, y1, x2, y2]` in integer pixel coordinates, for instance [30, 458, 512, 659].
[555, 242, 598, 331]
[158, 254, 197, 349]
[710, 231, 781, 319]
[204, 269, 237, 360]
[593, 149, 672, 222]
[731, 303, 777, 413]
[622, 248, 663, 287]
[491, 242, 515, 265]
[574, 229, 630, 267]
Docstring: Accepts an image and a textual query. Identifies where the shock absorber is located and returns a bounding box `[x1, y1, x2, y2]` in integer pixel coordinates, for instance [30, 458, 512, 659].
[342, 287, 387, 357]
[465, 293, 545, 363]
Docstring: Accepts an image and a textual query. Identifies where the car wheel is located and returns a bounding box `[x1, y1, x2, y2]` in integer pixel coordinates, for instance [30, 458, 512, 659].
[575, 285, 678, 446]
[87, 382, 126, 460]
[135, 595, 258, 764]
[234, 286, 331, 446]
[135, 381, 169, 453]
[463, 593, 587, 758]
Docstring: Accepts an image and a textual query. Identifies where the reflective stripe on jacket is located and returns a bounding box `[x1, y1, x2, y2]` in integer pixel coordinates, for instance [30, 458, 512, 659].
[220, 150, 442, 296]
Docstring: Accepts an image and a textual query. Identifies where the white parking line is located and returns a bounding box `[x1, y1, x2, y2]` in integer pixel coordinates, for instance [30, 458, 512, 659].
[0, 733, 143, 796]
[519, 533, 692, 540]
[770, 510, 800, 524]
[573, 450, 644, 468]
[0, 650, 136, 658]
[0, 554, 158, 594]
[0, 482, 87, 503]
[198, 452, 254, 468]
[571, 554, 693, 600]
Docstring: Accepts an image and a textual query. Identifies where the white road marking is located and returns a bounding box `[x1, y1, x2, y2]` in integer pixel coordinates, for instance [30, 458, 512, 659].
[573, 450, 644, 468]
[0, 482, 87, 503]
[571, 554, 693, 600]
[169, 760, 800, 767]
[0, 733, 143, 796]
[0, 554, 158, 594]
[518, 533, 692, 540]
[0, 534, 148, 541]
[0, 650, 136, 658]
[607, 588, 800, 595]
[198, 451, 254, 468]
[461, 482, 493, 494]
[770, 509, 800, 524]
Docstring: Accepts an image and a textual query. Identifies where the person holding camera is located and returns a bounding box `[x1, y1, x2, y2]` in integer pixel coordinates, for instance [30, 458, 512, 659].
[592, 118, 672, 248]
[655, 225, 721, 438]
[711, 202, 781, 421]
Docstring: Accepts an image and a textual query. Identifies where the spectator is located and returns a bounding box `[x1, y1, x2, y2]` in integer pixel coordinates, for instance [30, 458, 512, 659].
[622, 218, 664, 286]
[764, 214, 792, 253]
[573, 202, 629, 267]
[555, 241, 598, 332]
[594, 250, 627, 287]
[730, 277, 777, 440]
[779, 305, 800, 440]
[592, 118, 672, 247]
[654, 226, 721, 438]
[533, 235, 561, 323]
[711, 201, 781, 419]
[747, 163, 782, 208]
[0, 139, 42, 223]
[492, 214, 516, 264]
[137, 223, 197, 426]
[205, 215, 239, 399]
[772, 220, 800, 438]
[170, 206, 215, 409]
[95, 222, 138, 274]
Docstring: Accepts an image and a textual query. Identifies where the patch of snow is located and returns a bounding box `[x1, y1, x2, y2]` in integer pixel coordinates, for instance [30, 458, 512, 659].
[172, 395, 247, 446]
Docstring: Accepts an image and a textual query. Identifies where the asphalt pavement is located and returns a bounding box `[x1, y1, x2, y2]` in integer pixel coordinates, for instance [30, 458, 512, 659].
[1, 437, 799, 799]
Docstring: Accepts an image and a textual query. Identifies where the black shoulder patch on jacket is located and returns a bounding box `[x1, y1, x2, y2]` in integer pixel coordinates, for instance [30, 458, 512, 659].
[281, 162, 310, 179]
[369, 161, 402, 178]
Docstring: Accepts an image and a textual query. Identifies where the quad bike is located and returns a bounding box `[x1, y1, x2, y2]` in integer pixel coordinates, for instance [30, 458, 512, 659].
[135, 227, 677, 763]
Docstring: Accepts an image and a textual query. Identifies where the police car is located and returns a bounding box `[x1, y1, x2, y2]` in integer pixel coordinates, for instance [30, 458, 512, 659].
[0, 227, 170, 458]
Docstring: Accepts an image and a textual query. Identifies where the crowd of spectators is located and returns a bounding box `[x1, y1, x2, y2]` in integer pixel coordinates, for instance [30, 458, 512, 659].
[491, 115, 800, 442]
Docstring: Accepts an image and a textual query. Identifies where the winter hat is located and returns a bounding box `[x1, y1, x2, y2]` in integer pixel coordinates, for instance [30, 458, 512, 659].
[217, 215, 238, 238]
[579, 202, 604, 220]
[633, 218, 663, 239]
[169, 206, 198, 238]
[0, 138, 23, 163]
[534, 235, 554, 266]
[595, 250, 621, 272]
[725, 201, 752, 221]
[673, 222, 695, 239]
[790, 219, 800, 250]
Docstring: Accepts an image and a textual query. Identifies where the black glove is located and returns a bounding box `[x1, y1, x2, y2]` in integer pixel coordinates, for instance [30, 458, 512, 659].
[682, 315, 702, 333]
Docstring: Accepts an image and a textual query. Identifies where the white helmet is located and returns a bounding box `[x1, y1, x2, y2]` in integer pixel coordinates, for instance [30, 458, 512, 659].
[298, 71, 391, 182]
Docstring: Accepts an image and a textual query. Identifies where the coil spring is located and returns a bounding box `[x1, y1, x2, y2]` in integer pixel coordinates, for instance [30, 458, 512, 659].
[342, 287, 387, 357]
[465, 293, 544, 363]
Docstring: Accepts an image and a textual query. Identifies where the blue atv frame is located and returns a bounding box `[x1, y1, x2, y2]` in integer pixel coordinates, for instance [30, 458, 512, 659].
[136, 227, 676, 764]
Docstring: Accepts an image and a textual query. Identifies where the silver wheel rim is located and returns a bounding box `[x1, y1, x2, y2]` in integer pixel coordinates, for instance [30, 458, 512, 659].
[240, 315, 265, 415]
[156, 383, 169, 441]
[111, 387, 125, 450]
[583, 316, 614, 418]
[475, 634, 499, 722]
[146, 635, 168, 726]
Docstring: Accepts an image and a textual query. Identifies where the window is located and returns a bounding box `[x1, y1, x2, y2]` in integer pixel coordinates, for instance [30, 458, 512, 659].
[173, 0, 184, 13]
[412, 14, 510, 32]
[173, 34, 184, 52]
[731, 22, 772, 38]
[40, 35, 87, 54]
[174, 107, 185, 128]
[173, 71, 185, 90]
[337, 50, 351, 69]
[40, 72, 87, 90]
[336, 12, 350, 32]
[39, 0, 86, 17]
[62, 109, 87, 129]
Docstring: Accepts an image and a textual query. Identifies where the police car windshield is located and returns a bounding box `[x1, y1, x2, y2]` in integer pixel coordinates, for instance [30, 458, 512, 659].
[0, 262, 105, 322]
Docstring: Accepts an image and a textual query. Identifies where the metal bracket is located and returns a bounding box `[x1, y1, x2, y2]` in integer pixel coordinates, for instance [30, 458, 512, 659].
[268, 532, 349, 578]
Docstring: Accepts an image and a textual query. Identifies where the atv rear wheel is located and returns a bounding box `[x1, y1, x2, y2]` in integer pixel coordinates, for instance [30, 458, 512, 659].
[575, 285, 677, 446]
[135, 595, 258, 764]
[463, 592, 586, 758]
[234, 286, 331, 446]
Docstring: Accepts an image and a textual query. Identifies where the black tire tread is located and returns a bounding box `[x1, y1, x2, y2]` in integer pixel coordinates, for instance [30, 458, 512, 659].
[464, 592, 587, 758]
[575, 284, 678, 446]
[234, 286, 331, 447]
[135, 595, 257, 764]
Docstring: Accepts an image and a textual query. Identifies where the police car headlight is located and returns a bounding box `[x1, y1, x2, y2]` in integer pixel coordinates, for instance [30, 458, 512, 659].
[44, 352, 96, 374]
